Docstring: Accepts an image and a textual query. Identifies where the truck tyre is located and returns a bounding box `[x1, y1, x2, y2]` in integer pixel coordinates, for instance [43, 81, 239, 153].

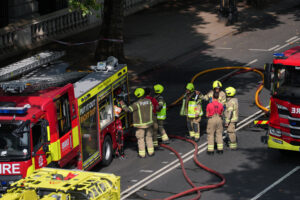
[102, 136, 113, 166]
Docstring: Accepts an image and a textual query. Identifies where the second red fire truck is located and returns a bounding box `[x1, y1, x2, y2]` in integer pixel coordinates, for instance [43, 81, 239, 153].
[263, 46, 300, 152]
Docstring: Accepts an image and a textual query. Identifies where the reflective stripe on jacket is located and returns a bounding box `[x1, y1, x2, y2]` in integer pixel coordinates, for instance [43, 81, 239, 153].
[122, 98, 153, 127]
[225, 97, 238, 123]
[156, 95, 167, 120]
[180, 92, 203, 118]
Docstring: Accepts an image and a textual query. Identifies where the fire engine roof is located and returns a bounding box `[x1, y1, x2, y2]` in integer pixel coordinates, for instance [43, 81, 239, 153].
[273, 46, 300, 66]
[74, 64, 127, 99]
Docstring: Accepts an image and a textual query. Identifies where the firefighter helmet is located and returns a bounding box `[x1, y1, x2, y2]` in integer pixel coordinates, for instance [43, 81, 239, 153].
[186, 83, 194, 91]
[134, 88, 145, 98]
[154, 84, 164, 94]
[225, 87, 236, 97]
[213, 80, 222, 89]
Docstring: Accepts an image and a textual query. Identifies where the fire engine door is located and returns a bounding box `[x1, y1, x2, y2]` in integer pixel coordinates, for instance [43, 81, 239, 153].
[32, 120, 49, 169]
[55, 93, 73, 158]
[79, 96, 99, 168]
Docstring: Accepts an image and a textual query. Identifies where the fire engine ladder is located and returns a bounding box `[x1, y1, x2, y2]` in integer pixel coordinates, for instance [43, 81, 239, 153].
[0, 51, 89, 93]
[0, 51, 65, 82]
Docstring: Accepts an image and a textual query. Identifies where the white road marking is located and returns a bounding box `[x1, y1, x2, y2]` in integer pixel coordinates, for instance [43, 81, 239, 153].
[285, 36, 298, 43]
[121, 142, 208, 197]
[274, 43, 290, 51]
[216, 47, 233, 50]
[121, 110, 265, 199]
[288, 37, 300, 44]
[249, 49, 269, 51]
[244, 59, 258, 66]
[162, 161, 168, 164]
[130, 180, 138, 182]
[268, 45, 280, 51]
[140, 170, 154, 173]
[169, 152, 175, 155]
[250, 166, 300, 200]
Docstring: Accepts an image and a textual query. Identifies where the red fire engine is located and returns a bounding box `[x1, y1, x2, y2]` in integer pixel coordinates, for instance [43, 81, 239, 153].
[264, 46, 300, 152]
[0, 52, 130, 191]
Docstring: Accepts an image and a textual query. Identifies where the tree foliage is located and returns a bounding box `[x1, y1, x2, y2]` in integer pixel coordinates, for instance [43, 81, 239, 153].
[68, 0, 101, 16]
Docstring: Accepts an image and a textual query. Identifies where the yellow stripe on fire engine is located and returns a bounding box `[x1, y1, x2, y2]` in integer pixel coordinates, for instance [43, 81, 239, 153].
[26, 158, 35, 177]
[72, 126, 79, 148]
[268, 135, 300, 151]
[49, 140, 61, 161]
[77, 66, 128, 106]
[254, 120, 269, 124]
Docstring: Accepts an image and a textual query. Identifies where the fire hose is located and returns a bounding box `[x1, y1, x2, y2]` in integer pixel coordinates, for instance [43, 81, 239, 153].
[157, 66, 269, 200]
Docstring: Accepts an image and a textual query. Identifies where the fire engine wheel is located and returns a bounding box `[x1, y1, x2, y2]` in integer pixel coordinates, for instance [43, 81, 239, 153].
[102, 136, 113, 166]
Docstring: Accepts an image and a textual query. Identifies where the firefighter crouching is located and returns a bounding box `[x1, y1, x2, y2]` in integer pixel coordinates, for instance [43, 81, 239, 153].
[120, 88, 154, 158]
[154, 84, 170, 144]
[180, 83, 203, 142]
[201, 80, 226, 105]
[206, 91, 224, 155]
[224, 86, 238, 150]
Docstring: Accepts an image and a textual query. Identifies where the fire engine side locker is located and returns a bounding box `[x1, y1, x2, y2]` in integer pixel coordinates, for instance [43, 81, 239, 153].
[73, 64, 128, 169]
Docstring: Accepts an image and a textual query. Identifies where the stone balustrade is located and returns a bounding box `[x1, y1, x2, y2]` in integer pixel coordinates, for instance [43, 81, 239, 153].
[0, 0, 167, 61]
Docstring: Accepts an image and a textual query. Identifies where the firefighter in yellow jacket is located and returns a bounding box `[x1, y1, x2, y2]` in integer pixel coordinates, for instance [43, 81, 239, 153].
[224, 86, 238, 150]
[180, 83, 203, 142]
[120, 88, 154, 158]
[154, 84, 170, 144]
[201, 80, 226, 105]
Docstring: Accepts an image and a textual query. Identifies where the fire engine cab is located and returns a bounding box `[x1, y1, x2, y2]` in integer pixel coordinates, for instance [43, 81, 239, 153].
[0, 52, 130, 191]
[264, 46, 300, 152]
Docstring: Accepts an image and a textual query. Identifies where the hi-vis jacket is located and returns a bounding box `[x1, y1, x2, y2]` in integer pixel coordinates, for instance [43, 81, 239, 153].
[180, 92, 203, 118]
[200, 90, 226, 105]
[122, 98, 153, 128]
[156, 95, 167, 120]
[224, 97, 239, 123]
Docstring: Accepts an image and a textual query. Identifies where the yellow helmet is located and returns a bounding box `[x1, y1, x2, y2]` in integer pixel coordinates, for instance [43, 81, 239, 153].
[225, 86, 236, 97]
[134, 88, 145, 98]
[212, 80, 222, 89]
[154, 84, 164, 94]
[186, 83, 194, 91]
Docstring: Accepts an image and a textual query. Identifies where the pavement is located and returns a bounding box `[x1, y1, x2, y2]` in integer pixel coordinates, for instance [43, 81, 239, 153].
[23, 0, 297, 81]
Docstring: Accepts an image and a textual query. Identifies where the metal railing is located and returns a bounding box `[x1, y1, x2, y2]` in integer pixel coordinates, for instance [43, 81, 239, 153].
[0, 0, 168, 61]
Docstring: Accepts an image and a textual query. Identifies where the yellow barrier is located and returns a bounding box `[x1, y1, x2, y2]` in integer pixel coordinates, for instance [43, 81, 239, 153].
[0, 168, 120, 200]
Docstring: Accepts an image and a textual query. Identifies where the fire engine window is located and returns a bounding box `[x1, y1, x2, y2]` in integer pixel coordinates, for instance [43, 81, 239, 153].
[79, 97, 98, 162]
[32, 122, 43, 152]
[55, 93, 72, 137]
[98, 94, 113, 129]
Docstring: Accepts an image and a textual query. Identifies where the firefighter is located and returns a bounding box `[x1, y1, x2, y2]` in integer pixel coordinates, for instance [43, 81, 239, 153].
[144, 88, 160, 149]
[180, 83, 203, 142]
[120, 88, 154, 158]
[201, 80, 226, 105]
[206, 91, 224, 155]
[224, 86, 238, 150]
[154, 84, 170, 144]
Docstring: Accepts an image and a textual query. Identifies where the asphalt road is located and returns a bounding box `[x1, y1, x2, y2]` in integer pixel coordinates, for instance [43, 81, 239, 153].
[93, 2, 300, 200]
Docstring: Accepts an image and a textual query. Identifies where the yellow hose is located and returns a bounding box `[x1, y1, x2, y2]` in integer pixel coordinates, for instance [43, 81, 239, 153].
[169, 66, 269, 112]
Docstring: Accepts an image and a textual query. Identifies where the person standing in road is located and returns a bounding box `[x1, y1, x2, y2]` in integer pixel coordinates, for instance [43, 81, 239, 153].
[180, 83, 203, 142]
[201, 80, 226, 105]
[206, 91, 224, 155]
[154, 84, 170, 144]
[144, 88, 160, 149]
[224, 86, 238, 150]
[120, 88, 154, 158]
